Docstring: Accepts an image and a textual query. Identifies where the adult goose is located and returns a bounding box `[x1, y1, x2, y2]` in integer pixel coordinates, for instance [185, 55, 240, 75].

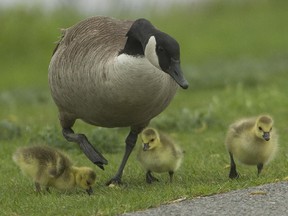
[48, 16, 189, 185]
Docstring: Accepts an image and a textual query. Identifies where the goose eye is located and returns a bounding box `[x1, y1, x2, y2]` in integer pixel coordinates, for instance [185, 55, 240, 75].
[157, 46, 164, 52]
[258, 127, 262, 131]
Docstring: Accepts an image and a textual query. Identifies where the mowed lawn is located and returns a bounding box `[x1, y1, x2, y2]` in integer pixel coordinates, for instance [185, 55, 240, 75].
[1, 1, 288, 215]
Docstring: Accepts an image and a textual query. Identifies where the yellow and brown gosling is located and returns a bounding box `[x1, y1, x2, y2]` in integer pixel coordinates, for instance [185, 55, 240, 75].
[225, 115, 278, 179]
[137, 128, 183, 183]
[13, 145, 96, 195]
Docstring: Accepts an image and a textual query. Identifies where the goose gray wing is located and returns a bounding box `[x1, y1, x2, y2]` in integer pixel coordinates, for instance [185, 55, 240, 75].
[52, 16, 133, 59]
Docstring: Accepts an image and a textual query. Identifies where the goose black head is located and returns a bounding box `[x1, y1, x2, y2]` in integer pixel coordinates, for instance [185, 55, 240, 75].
[122, 18, 189, 89]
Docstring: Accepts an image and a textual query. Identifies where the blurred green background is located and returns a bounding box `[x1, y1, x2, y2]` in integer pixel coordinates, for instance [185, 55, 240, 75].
[1, 0, 287, 127]
[1, 0, 288, 215]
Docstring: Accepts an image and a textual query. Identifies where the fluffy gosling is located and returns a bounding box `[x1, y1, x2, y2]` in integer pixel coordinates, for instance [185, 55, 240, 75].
[13, 145, 96, 195]
[225, 115, 278, 179]
[137, 128, 183, 183]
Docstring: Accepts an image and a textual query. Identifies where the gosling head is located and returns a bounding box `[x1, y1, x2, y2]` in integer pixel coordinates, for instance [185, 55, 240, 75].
[75, 167, 96, 195]
[124, 18, 189, 89]
[140, 128, 161, 151]
[255, 115, 273, 141]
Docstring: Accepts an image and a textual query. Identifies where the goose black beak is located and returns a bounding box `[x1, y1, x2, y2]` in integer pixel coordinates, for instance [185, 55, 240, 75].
[263, 132, 270, 141]
[166, 59, 189, 89]
[143, 143, 150, 151]
[86, 187, 93, 195]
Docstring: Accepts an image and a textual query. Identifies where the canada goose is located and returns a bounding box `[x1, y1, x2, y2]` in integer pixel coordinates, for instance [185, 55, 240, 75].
[225, 115, 278, 179]
[137, 128, 183, 183]
[48, 16, 189, 185]
[13, 146, 96, 194]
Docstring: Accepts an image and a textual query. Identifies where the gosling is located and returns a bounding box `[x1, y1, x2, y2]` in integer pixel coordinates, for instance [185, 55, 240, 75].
[13, 145, 96, 195]
[225, 115, 278, 179]
[137, 128, 183, 184]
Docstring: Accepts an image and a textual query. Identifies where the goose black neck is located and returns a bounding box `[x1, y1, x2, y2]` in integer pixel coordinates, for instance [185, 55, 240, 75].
[120, 18, 156, 56]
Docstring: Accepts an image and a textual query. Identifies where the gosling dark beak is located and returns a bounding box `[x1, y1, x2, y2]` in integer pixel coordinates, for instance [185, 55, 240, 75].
[166, 59, 189, 89]
[143, 143, 150, 151]
[263, 132, 270, 141]
[86, 187, 93, 195]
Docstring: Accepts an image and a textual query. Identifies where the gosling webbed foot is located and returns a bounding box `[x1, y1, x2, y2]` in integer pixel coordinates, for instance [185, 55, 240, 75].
[62, 128, 108, 170]
[86, 187, 93, 195]
[229, 169, 239, 179]
[229, 152, 239, 179]
[146, 171, 159, 184]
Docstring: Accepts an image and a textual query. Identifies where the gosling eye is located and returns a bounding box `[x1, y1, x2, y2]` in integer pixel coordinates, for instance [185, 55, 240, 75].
[270, 127, 273, 132]
[150, 138, 155, 142]
[86, 181, 91, 186]
[258, 127, 262, 131]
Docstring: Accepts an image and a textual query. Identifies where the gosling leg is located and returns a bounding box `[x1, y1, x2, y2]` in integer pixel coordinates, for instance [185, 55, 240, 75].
[45, 187, 51, 193]
[168, 171, 174, 183]
[62, 128, 108, 170]
[257, 163, 264, 176]
[106, 129, 140, 185]
[229, 152, 239, 179]
[34, 182, 41, 192]
[146, 171, 159, 184]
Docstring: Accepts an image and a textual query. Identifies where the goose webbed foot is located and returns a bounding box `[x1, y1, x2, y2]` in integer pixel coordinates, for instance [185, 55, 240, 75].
[146, 171, 159, 184]
[106, 176, 122, 186]
[62, 128, 108, 170]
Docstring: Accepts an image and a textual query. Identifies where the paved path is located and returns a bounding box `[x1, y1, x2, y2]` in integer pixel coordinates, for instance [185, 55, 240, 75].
[122, 182, 288, 216]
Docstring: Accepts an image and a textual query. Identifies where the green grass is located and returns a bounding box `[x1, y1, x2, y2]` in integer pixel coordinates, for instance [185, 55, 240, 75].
[1, 1, 288, 215]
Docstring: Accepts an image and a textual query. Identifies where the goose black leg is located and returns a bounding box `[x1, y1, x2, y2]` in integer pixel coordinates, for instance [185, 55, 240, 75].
[62, 128, 108, 170]
[257, 163, 263, 176]
[146, 171, 159, 184]
[106, 129, 140, 185]
[229, 152, 239, 179]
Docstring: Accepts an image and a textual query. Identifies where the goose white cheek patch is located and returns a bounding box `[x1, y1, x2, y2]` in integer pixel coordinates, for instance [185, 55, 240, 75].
[144, 36, 161, 70]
